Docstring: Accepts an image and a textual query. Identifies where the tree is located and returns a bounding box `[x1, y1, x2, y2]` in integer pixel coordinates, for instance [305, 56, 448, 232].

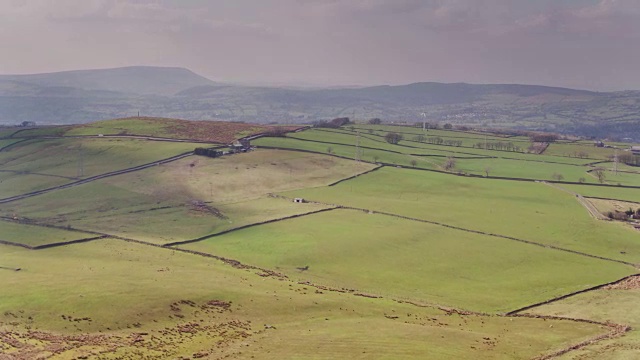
[327, 147, 333, 154]
[385, 132, 403, 145]
[368, 118, 382, 125]
[484, 166, 492, 177]
[593, 167, 607, 183]
[410, 159, 418, 167]
[443, 156, 456, 171]
[551, 173, 564, 181]
[443, 123, 453, 129]
[578, 177, 586, 183]
[413, 134, 426, 143]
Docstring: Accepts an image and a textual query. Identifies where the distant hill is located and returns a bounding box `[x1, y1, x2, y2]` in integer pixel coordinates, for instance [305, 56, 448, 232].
[0, 66, 638, 140]
[0, 66, 216, 96]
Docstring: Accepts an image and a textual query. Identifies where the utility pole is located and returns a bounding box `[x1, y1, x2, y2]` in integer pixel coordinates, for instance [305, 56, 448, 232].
[421, 113, 427, 131]
[355, 130, 361, 162]
[77, 143, 84, 178]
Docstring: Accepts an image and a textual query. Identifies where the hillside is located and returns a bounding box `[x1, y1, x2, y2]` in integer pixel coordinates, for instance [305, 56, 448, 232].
[1, 66, 639, 140]
[0, 66, 216, 96]
[1, 122, 639, 359]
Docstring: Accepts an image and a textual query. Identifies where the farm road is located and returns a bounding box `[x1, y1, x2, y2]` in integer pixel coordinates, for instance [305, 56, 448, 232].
[540, 181, 608, 220]
[0, 152, 194, 204]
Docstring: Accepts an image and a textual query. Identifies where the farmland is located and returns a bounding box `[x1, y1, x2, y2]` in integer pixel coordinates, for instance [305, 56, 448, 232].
[1, 118, 639, 359]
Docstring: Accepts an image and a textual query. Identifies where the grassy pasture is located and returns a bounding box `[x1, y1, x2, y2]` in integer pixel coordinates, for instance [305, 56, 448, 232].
[454, 157, 595, 182]
[0, 173, 71, 199]
[288, 129, 475, 158]
[544, 143, 617, 160]
[297, 128, 594, 165]
[285, 167, 640, 263]
[353, 125, 520, 142]
[0, 240, 603, 359]
[0, 138, 23, 149]
[254, 136, 443, 169]
[0, 138, 201, 198]
[529, 285, 640, 360]
[10, 126, 72, 138]
[2, 124, 639, 359]
[0, 220, 97, 247]
[0, 127, 21, 137]
[179, 209, 633, 313]
[559, 184, 640, 203]
[0, 150, 371, 244]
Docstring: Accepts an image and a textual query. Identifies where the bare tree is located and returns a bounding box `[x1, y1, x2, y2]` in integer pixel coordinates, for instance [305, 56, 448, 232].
[551, 173, 564, 181]
[484, 166, 492, 177]
[443, 156, 456, 171]
[593, 167, 607, 183]
[410, 159, 418, 167]
[327, 147, 333, 154]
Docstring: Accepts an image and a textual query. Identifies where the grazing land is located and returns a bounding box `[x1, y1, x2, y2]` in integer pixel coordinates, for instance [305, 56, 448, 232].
[179, 209, 633, 313]
[1, 119, 639, 359]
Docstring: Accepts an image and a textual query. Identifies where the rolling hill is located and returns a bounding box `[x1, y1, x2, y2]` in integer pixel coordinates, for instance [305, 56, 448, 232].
[0, 66, 639, 140]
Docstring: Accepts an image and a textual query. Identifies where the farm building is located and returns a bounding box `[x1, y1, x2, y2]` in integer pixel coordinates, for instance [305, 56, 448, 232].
[631, 146, 640, 155]
[229, 139, 251, 153]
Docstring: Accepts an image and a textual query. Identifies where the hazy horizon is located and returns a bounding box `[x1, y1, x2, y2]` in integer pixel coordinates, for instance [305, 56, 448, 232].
[1, 0, 639, 91]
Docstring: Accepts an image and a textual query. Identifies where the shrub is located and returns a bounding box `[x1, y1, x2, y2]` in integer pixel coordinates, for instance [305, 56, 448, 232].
[385, 132, 403, 145]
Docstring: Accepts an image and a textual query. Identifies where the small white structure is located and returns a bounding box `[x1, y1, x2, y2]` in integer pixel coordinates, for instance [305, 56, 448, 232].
[293, 198, 305, 203]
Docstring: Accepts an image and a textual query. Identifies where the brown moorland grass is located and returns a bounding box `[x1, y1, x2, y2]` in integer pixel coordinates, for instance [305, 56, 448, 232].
[65, 117, 303, 143]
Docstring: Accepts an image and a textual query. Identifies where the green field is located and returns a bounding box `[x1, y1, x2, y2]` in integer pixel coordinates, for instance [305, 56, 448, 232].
[544, 143, 617, 160]
[0, 137, 201, 198]
[529, 282, 640, 359]
[0, 240, 605, 359]
[2, 121, 640, 359]
[302, 128, 594, 165]
[179, 209, 634, 313]
[285, 167, 640, 263]
[0, 149, 372, 244]
[558, 183, 640, 203]
[0, 220, 97, 247]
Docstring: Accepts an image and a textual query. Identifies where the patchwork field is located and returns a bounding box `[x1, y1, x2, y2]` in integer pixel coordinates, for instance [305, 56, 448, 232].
[0, 240, 606, 359]
[0, 149, 372, 244]
[1, 120, 639, 359]
[0, 220, 98, 248]
[179, 209, 634, 313]
[0, 137, 202, 198]
[528, 278, 640, 359]
[285, 167, 640, 263]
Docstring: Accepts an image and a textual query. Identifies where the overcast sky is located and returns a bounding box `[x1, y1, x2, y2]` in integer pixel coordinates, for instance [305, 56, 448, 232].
[1, 0, 639, 90]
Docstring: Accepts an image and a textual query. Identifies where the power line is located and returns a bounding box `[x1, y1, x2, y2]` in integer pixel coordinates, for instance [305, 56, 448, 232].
[77, 143, 84, 178]
[355, 130, 361, 162]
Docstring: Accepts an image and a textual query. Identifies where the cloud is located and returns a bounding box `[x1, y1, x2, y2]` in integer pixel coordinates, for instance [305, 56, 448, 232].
[0, 0, 639, 90]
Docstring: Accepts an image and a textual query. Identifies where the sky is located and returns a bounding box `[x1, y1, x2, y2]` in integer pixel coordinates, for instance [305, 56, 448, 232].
[0, 0, 639, 91]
